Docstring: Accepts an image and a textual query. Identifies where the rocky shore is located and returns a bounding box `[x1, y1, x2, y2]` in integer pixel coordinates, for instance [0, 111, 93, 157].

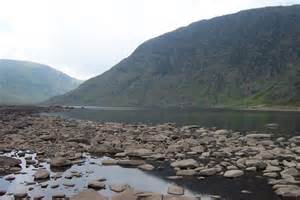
[0, 106, 300, 199]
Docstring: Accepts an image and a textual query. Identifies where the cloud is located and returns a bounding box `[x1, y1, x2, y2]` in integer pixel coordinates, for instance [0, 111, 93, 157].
[0, 0, 299, 79]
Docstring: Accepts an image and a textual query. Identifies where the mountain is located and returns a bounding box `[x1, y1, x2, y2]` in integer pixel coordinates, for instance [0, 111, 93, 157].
[0, 59, 82, 105]
[48, 5, 300, 107]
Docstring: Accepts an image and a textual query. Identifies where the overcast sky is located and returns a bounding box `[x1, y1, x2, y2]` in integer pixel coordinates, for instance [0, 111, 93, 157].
[0, 0, 299, 80]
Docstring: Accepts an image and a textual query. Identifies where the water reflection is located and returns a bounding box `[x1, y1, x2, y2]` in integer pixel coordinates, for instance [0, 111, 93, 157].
[0, 152, 200, 200]
[54, 107, 300, 136]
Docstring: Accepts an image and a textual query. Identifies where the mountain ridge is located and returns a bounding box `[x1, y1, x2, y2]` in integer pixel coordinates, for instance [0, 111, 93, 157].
[48, 5, 300, 107]
[0, 59, 82, 105]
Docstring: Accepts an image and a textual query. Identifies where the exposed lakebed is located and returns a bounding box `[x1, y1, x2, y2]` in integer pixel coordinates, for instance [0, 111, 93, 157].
[0, 106, 300, 199]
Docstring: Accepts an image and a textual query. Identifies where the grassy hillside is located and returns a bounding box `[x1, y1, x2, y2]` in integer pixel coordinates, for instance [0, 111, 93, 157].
[48, 5, 300, 107]
[0, 59, 82, 105]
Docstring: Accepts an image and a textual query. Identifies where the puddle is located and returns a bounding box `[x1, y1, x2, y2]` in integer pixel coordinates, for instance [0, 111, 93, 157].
[0, 151, 214, 200]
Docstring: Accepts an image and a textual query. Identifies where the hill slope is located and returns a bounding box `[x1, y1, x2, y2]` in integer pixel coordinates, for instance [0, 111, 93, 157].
[48, 5, 300, 107]
[0, 59, 82, 104]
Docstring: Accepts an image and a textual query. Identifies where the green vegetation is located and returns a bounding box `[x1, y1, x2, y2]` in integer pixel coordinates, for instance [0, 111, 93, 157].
[0, 59, 82, 105]
[48, 5, 300, 107]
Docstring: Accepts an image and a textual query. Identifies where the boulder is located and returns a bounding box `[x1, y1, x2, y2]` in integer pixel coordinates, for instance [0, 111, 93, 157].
[198, 168, 218, 176]
[126, 148, 153, 157]
[245, 159, 267, 170]
[71, 189, 108, 200]
[164, 195, 198, 200]
[171, 159, 198, 169]
[0, 156, 21, 167]
[176, 169, 196, 176]
[289, 136, 300, 144]
[33, 169, 50, 180]
[88, 181, 106, 190]
[14, 191, 28, 199]
[167, 185, 184, 195]
[50, 157, 72, 168]
[138, 164, 155, 171]
[280, 168, 299, 177]
[112, 189, 138, 200]
[102, 159, 118, 165]
[110, 184, 129, 193]
[223, 170, 244, 178]
[0, 190, 6, 196]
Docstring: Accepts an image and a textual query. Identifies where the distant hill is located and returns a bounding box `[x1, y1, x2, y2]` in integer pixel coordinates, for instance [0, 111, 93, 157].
[0, 59, 82, 105]
[48, 5, 300, 107]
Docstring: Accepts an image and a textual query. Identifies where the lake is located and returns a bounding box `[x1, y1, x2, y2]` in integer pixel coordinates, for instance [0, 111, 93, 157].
[54, 107, 300, 136]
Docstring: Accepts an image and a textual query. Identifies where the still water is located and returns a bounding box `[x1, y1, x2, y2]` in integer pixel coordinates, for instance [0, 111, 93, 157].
[55, 107, 300, 136]
[0, 151, 278, 200]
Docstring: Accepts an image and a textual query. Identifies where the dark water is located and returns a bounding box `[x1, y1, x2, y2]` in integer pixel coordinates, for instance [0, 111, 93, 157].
[54, 107, 300, 136]
[0, 151, 279, 200]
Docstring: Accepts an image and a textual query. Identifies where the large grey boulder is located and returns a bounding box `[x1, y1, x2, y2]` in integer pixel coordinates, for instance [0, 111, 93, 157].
[198, 168, 218, 176]
[50, 157, 72, 168]
[167, 185, 184, 195]
[33, 169, 50, 180]
[224, 170, 244, 178]
[171, 159, 198, 169]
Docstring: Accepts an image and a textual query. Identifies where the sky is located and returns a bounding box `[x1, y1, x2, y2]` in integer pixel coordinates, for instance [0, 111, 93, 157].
[0, 0, 299, 80]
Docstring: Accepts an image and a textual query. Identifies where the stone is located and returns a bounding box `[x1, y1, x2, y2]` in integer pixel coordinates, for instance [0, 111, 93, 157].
[51, 183, 60, 188]
[171, 159, 198, 169]
[52, 192, 66, 199]
[245, 159, 267, 170]
[71, 189, 108, 200]
[137, 192, 163, 200]
[40, 182, 48, 188]
[117, 160, 145, 166]
[274, 185, 300, 198]
[109, 184, 129, 193]
[265, 123, 279, 129]
[50, 157, 72, 168]
[280, 168, 299, 177]
[33, 169, 50, 180]
[167, 185, 184, 195]
[102, 159, 118, 165]
[63, 182, 75, 187]
[264, 166, 281, 173]
[4, 174, 15, 181]
[215, 129, 229, 135]
[289, 136, 300, 144]
[26, 159, 37, 165]
[112, 189, 138, 200]
[138, 164, 155, 171]
[33, 194, 45, 200]
[0, 190, 6, 196]
[126, 148, 153, 157]
[14, 191, 28, 198]
[223, 170, 244, 178]
[176, 169, 196, 176]
[0, 156, 21, 167]
[245, 134, 272, 140]
[190, 146, 205, 153]
[241, 190, 252, 194]
[88, 181, 106, 190]
[198, 168, 217, 176]
[263, 172, 278, 178]
[164, 195, 197, 200]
